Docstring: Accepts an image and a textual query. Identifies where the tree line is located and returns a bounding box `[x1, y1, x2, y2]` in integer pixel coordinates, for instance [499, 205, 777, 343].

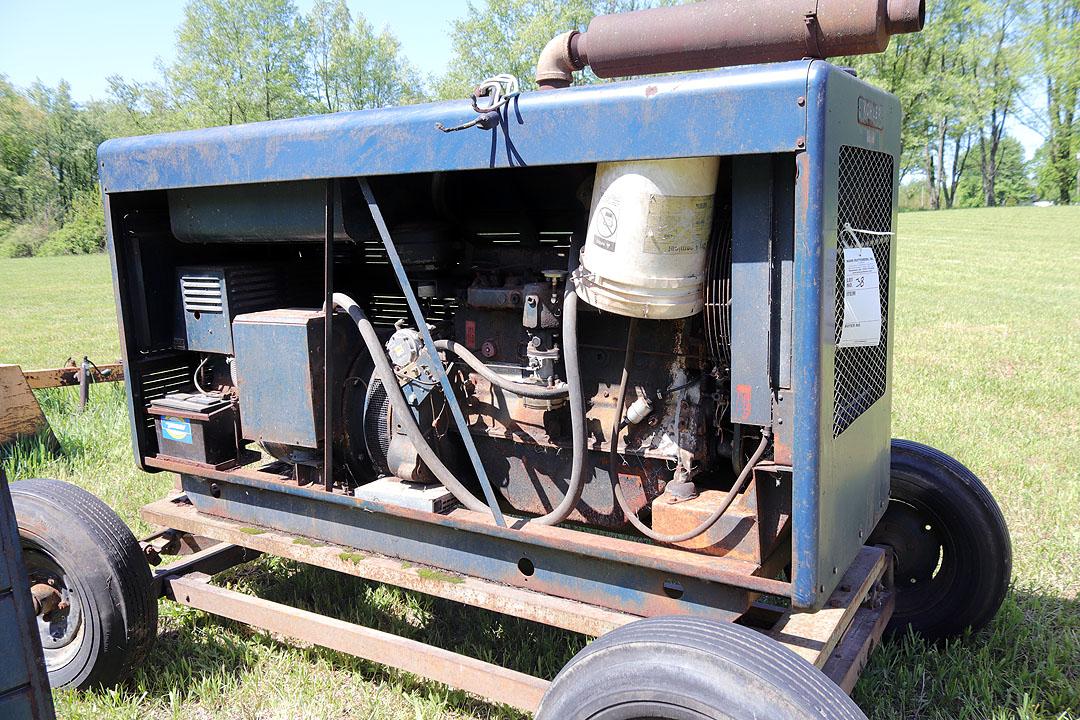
[848, 0, 1078, 210]
[0, 0, 1076, 257]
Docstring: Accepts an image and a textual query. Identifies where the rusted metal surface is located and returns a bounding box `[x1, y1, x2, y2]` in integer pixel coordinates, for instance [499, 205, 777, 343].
[149, 541, 260, 598]
[149, 497, 890, 699]
[767, 546, 887, 667]
[172, 471, 769, 621]
[143, 495, 636, 636]
[22, 363, 124, 390]
[822, 590, 895, 693]
[0, 365, 58, 451]
[139, 528, 220, 567]
[28, 584, 63, 617]
[537, 0, 925, 87]
[650, 480, 790, 564]
[146, 455, 791, 599]
[165, 573, 550, 712]
[453, 311, 712, 528]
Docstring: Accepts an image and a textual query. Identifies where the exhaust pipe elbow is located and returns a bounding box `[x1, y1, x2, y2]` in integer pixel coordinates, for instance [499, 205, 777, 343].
[536, 30, 585, 90]
[887, 0, 926, 34]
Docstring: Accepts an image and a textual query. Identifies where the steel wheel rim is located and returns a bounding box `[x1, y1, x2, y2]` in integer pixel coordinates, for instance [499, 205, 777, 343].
[871, 496, 958, 618]
[21, 540, 86, 675]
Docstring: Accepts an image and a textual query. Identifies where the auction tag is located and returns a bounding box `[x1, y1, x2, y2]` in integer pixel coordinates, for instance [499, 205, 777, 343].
[838, 247, 882, 347]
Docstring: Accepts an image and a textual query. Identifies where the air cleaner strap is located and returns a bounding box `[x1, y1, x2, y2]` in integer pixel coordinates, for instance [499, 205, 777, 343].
[357, 178, 507, 527]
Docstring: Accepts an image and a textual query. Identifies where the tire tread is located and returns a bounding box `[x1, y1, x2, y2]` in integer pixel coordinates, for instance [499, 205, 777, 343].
[12, 478, 156, 687]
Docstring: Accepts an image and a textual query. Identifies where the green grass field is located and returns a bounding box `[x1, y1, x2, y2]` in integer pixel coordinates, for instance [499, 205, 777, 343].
[1, 206, 1077, 720]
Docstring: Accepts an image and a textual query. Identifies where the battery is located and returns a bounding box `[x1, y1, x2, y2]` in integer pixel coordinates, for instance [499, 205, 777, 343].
[148, 392, 240, 468]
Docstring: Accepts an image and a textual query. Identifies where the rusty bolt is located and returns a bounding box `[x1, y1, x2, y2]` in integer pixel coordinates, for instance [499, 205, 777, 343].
[796, 136, 806, 148]
[797, 95, 806, 106]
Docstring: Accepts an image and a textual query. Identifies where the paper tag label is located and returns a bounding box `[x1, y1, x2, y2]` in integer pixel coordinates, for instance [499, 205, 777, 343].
[643, 195, 713, 255]
[838, 247, 882, 347]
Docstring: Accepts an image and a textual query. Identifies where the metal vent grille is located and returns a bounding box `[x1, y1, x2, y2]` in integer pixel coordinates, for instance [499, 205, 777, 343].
[363, 376, 391, 474]
[138, 357, 199, 432]
[180, 275, 223, 313]
[227, 268, 282, 314]
[832, 146, 894, 437]
[368, 295, 459, 329]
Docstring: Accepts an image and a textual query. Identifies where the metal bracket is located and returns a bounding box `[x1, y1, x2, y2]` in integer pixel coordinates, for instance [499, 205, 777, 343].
[358, 178, 506, 526]
[804, 11, 823, 59]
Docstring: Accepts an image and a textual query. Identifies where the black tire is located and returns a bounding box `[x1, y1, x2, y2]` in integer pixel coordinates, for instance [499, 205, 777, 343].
[11, 478, 157, 690]
[536, 615, 866, 720]
[868, 439, 1011, 641]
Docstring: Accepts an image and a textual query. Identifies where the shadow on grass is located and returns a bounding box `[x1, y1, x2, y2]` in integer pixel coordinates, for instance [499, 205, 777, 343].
[115, 561, 1078, 720]
[115, 557, 588, 718]
[854, 587, 1079, 720]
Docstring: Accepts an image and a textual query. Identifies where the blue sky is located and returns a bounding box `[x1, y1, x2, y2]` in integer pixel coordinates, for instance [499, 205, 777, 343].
[0, 0, 465, 98]
[0, 0, 1044, 158]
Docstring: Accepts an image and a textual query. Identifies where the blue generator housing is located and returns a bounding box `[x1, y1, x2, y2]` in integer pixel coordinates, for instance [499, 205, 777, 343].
[99, 58, 900, 613]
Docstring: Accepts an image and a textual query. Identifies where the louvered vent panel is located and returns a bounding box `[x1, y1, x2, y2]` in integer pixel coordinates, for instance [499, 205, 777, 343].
[368, 295, 459, 328]
[227, 268, 283, 314]
[138, 358, 198, 431]
[180, 275, 224, 313]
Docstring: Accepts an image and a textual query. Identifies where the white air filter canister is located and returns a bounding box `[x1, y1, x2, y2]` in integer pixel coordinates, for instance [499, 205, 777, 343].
[576, 157, 719, 319]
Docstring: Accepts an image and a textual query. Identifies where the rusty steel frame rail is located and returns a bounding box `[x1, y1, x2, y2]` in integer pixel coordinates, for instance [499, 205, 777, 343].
[143, 495, 638, 637]
[766, 547, 888, 668]
[142, 521, 891, 709]
[149, 541, 262, 597]
[143, 495, 893, 699]
[145, 455, 792, 598]
[22, 363, 124, 389]
[164, 572, 550, 713]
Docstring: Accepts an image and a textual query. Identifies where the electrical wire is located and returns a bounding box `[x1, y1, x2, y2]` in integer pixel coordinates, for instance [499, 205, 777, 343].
[193, 356, 210, 394]
[662, 374, 703, 397]
[609, 318, 771, 543]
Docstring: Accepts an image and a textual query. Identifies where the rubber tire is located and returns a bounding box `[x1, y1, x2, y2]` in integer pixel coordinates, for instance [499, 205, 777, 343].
[536, 616, 867, 720]
[12, 478, 157, 689]
[870, 439, 1011, 641]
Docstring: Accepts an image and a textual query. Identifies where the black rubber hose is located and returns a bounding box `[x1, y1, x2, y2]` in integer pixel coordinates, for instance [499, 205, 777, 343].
[335, 267, 588, 526]
[610, 318, 770, 543]
[333, 293, 490, 514]
[529, 247, 587, 525]
[433, 339, 569, 399]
